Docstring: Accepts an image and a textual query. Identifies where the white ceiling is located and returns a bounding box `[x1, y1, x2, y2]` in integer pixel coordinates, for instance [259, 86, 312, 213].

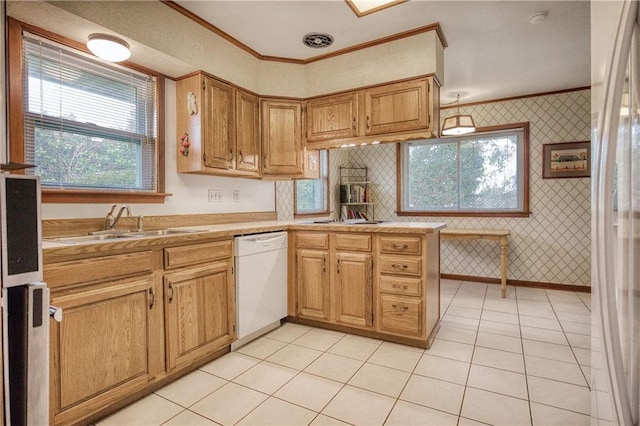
[174, 0, 591, 104]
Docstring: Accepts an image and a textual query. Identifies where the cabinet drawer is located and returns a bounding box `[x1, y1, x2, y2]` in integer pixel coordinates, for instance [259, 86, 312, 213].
[296, 232, 329, 249]
[379, 236, 421, 255]
[335, 233, 372, 252]
[379, 255, 422, 276]
[45, 251, 154, 289]
[379, 295, 422, 337]
[164, 240, 232, 269]
[379, 276, 422, 297]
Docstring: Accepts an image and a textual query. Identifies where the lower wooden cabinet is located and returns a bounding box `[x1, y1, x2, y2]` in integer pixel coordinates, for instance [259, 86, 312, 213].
[49, 275, 164, 425]
[296, 249, 330, 320]
[335, 252, 373, 328]
[164, 260, 235, 371]
[379, 294, 422, 337]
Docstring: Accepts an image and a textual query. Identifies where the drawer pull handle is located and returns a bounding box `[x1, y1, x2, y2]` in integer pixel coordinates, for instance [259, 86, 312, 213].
[391, 304, 410, 311]
[392, 284, 409, 290]
[391, 264, 408, 269]
[168, 283, 174, 303]
[148, 287, 155, 309]
[392, 243, 409, 250]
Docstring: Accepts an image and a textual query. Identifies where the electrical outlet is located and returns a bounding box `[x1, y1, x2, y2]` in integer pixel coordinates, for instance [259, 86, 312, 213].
[208, 189, 223, 202]
[233, 190, 240, 202]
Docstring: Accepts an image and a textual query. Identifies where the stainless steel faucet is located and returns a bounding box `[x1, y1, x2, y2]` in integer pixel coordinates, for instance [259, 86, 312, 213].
[105, 204, 132, 230]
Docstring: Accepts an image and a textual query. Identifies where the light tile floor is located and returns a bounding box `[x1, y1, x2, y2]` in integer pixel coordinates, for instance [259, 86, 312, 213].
[97, 280, 592, 426]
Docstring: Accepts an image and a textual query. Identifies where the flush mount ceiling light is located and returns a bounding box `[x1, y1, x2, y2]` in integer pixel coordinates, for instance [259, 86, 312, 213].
[302, 32, 334, 48]
[87, 33, 131, 62]
[528, 11, 549, 24]
[345, 0, 407, 17]
[441, 94, 476, 136]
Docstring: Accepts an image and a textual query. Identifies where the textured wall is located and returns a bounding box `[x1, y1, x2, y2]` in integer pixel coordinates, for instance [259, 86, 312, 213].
[278, 89, 591, 287]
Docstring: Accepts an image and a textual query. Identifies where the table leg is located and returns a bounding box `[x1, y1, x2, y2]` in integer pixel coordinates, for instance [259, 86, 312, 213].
[500, 237, 508, 298]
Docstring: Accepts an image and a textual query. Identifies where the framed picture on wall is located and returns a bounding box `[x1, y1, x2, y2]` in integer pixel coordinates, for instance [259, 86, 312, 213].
[543, 141, 591, 179]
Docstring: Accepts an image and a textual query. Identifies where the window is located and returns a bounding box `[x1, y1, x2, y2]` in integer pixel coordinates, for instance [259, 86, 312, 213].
[8, 19, 165, 203]
[399, 124, 529, 216]
[295, 150, 329, 216]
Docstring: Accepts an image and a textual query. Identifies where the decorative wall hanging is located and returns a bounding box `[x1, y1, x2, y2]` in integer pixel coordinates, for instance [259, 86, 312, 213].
[187, 92, 198, 116]
[543, 141, 591, 178]
[179, 133, 190, 156]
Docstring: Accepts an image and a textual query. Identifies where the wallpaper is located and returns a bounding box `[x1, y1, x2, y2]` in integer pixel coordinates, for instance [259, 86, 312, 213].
[277, 89, 591, 287]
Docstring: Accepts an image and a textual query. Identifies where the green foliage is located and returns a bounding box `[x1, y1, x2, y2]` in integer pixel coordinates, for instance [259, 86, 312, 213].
[34, 126, 141, 189]
[407, 135, 518, 211]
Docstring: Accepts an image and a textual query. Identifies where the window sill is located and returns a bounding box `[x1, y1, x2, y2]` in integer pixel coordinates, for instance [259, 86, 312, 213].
[397, 210, 532, 218]
[43, 189, 172, 204]
[294, 211, 331, 219]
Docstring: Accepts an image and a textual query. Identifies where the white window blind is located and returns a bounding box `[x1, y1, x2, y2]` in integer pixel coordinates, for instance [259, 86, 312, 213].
[22, 32, 158, 191]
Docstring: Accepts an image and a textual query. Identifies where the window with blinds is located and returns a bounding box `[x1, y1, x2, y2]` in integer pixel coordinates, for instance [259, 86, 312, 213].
[22, 32, 158, 192]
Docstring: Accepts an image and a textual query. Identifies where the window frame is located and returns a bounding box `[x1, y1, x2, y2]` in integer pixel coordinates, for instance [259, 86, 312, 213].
[7, 17, 168, 204]
[396, 123, 531, 217]
[294, 150, 330, 218]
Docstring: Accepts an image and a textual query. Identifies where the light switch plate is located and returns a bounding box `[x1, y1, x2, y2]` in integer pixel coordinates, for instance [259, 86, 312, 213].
[208, 189, 223, 202]
[233, 190, 240, 202]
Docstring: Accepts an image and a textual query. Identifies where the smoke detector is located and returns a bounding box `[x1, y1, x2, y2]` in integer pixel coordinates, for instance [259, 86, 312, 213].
[302, 32, 334, 48]
[528, 11, 549, 24]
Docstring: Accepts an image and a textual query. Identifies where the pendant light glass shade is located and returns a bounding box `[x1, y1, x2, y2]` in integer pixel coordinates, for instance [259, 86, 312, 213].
[87, 34, 130, 62]
[441, 94, 476, 136]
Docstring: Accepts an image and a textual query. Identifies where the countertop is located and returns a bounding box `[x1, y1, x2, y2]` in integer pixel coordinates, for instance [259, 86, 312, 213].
[42, 220, 447, 261]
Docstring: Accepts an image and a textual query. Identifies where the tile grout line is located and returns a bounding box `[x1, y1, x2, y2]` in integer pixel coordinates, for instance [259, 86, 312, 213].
[455, 282, 488, 426]
[516, 287, 535, 426]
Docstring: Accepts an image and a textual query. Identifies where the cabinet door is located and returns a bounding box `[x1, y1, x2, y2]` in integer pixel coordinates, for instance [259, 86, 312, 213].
[261, 100, 303, 175]
[50, 276, 163, 425]
[296, 249, 330, 320]
[306, 93, 358, 144]
[364, 79, 429, 135]
[165, 261, 235, 371]
[235, 90, 261, 175]
[335, 252, 373, 328]
[202, 76, 235, 169]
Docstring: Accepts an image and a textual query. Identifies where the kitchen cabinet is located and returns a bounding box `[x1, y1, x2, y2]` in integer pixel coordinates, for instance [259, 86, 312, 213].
[305, 92, 359, 143]
[376, 234, 439, 343]
[290, 229, 440, 348]
[49, 274, 163, 426]
[164, 261, 235, 371]
[176, 71, 261, 178]
[163, 240, 236, 371]
[293, 232, 374, 330]
[296, 249, 330, 320]
[304, 75, 440, 150]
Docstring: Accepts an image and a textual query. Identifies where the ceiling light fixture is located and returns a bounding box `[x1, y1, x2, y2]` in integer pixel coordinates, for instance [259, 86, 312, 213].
[302, 32, 334, 48]
[441, 94, 476, 136]
[87, 33, 131, 62]
[528, 11, 549, 24]
[345, 0, 407, 17]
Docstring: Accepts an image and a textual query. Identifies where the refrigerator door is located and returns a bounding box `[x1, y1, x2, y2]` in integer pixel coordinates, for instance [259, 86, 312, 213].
[3, 283, 49, 426]
[592, 1, 640, 425]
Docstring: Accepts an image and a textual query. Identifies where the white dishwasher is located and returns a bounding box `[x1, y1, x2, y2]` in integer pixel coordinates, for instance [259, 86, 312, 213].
[232, 231, 288, 349]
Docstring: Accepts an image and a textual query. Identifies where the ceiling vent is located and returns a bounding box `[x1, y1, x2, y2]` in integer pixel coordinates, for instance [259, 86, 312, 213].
[302, 33, 334, 48]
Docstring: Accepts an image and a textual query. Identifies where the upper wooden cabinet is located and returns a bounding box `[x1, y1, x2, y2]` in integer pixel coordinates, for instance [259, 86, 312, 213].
[305, 93, 359, 143]
[176, 72, 261, 178]
[261, 99, 320, 179]
[364, 78, 430, 135]
[305, 75, 439, 150]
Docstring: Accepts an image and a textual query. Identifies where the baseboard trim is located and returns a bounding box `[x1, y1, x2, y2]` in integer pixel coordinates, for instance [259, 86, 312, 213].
[440, 273, 591, 293]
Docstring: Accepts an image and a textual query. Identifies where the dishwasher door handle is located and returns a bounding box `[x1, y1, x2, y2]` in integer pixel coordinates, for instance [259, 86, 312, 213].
[248, 235, 286, 244]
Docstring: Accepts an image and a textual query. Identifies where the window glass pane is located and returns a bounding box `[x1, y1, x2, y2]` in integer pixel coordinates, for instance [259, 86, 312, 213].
[407, 142, 457, 210]
[34, 126, 142, 189]
[459, 135, 519, 209]
[296, 151, 328, 214]
[402, 128, 525, 213]
[22, 33, 157, 192]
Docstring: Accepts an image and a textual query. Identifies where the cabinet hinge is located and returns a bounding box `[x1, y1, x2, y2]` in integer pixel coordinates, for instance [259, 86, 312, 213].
[232, 266, 234, 275]
[203, 153, 207, 163]
[202, 80, 206, 91]
[233, 323, 236, 332]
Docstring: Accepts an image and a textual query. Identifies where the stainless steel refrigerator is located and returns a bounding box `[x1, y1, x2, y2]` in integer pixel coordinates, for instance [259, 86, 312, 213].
[592, 1, 640, 425]
[1, 174, 49, 426]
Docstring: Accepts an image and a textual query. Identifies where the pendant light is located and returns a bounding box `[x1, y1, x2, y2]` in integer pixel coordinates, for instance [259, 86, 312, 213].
[87, 33, 131, 62]
[441, 94, 476, 136]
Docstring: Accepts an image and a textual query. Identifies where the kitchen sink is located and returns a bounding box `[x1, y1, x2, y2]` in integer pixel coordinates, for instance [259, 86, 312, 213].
[46, 228, 206, 244]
